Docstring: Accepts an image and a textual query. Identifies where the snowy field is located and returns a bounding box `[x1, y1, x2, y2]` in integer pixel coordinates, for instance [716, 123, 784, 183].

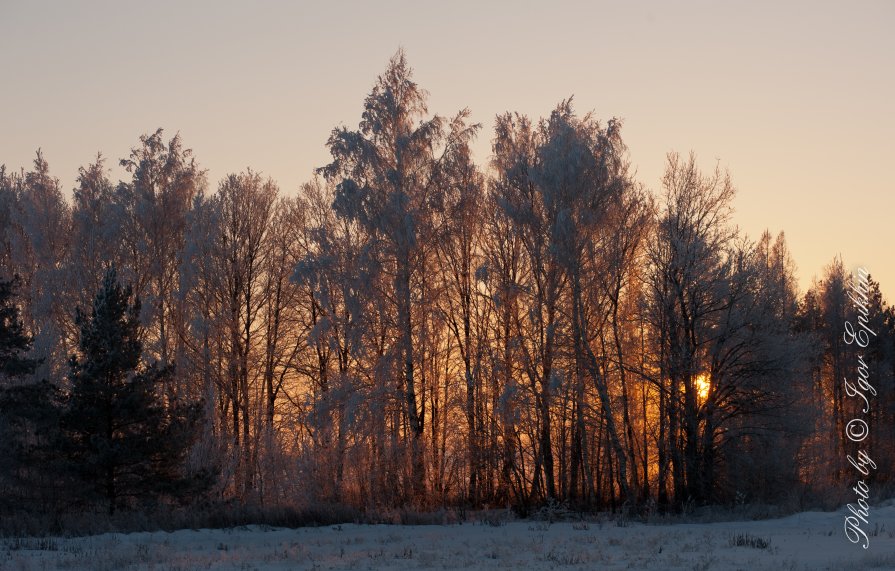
[3, 506, 895, 571]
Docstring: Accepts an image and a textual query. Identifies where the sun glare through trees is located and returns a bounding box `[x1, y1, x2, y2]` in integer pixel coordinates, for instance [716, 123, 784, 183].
[1, 26, 894, 567]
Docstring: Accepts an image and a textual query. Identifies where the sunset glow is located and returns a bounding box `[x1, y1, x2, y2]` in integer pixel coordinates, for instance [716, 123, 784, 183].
[696, 373, 711, 402]
[0, 3, 893, 566]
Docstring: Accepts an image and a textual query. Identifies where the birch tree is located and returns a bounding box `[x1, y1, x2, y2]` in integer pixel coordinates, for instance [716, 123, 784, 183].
[319, 50, 478, 501]
[118, 129, 206, 371]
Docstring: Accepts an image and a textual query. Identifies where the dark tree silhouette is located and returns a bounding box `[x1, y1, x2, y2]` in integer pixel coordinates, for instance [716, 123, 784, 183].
[61, 268, 209, 515]
[0, 275, 60, 512]
[0, 276, 40, 379]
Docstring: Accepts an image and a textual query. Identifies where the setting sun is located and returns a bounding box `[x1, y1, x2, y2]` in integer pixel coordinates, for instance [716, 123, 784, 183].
[696, 374, 711, 401]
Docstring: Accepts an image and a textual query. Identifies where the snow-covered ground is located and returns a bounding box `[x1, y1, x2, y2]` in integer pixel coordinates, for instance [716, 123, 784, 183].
[3, 505, 895, 570]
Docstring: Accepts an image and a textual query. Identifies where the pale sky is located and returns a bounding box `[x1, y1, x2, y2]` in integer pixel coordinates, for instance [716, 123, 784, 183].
[1, 0, 893, 301]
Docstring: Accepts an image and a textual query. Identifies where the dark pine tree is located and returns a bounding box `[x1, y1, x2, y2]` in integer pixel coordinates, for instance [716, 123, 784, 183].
[0, 275, 60, 513]
[0, 275, 40, 379]
[61, 268, 210, 515]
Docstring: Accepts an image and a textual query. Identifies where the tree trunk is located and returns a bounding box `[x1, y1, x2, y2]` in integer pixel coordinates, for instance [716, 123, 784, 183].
[398, 257, 424, 500]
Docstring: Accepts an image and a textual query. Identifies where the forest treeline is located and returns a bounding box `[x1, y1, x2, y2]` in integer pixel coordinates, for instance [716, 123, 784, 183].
[1, 51, 894, 522]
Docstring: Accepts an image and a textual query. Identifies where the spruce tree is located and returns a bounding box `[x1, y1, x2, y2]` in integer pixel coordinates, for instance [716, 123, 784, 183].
[0, 276, 39, 380]
[0, 275, 59, 513]
[61, 268, 208, 515]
